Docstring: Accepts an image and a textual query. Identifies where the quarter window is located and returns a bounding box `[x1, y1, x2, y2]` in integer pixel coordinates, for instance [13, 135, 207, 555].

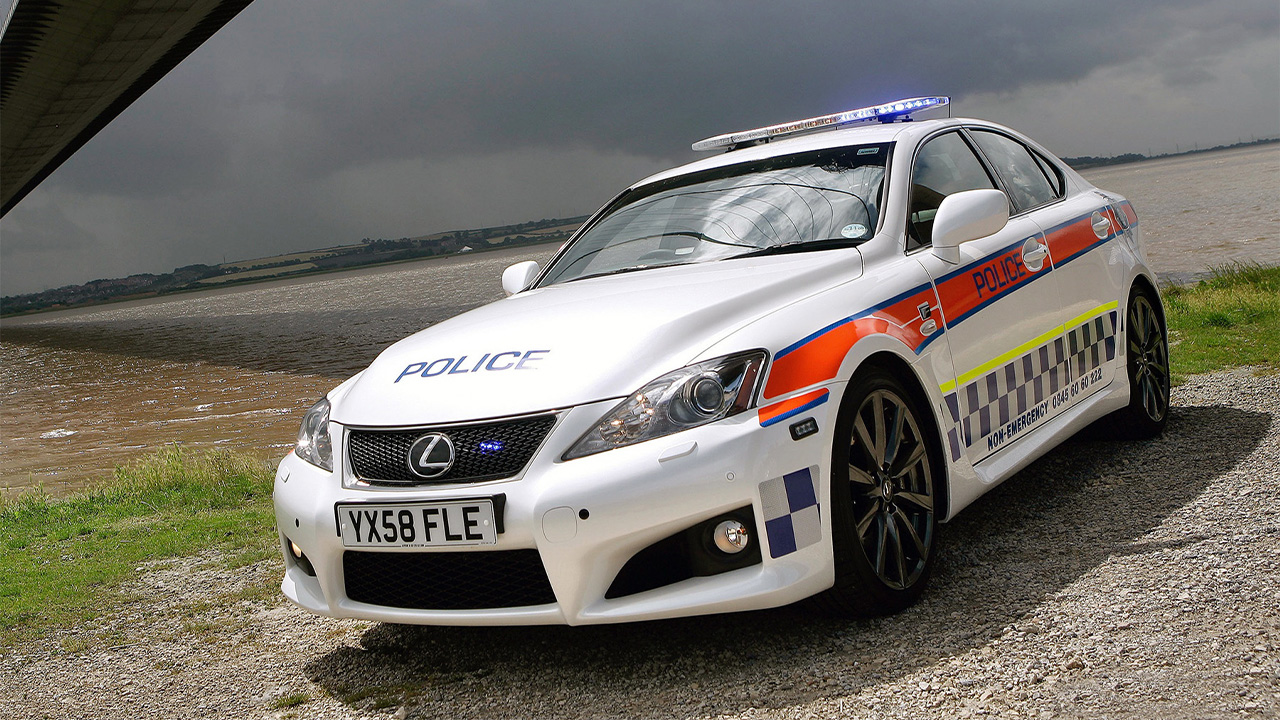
[908, 132, 996, 249]
[1031, 149, 1064, 197]
[970, 130, 1059, 213]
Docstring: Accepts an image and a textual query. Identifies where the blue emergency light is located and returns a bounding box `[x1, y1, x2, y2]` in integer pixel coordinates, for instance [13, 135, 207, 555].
[692, 96, 950, 152]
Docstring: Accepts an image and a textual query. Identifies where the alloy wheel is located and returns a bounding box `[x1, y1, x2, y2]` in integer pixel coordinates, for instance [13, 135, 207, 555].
[1129, 295, 1169, 423]
[846, 389, 935, 590]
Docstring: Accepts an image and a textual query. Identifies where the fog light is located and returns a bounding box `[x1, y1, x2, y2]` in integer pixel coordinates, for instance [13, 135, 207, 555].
[713, 520, 750, 554]
[285, 537, 316, 576]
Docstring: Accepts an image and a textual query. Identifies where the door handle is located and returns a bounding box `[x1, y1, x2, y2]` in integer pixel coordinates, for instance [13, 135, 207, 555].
[1021, 238, 1049, 270]
[1091, 211, 1112, 239]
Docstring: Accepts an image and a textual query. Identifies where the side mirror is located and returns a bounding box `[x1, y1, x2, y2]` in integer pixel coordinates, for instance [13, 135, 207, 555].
[502, 261, 540, 296]
[931, 189, 1010, 264]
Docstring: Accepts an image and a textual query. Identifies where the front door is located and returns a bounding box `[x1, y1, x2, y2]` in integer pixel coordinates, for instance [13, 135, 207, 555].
[907, 130, 1069, 464]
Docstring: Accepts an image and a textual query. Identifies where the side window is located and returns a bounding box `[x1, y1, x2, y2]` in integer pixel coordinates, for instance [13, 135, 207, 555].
[908, 132, 996, 249]
[970, 130, 1059, 213]
[1031, 149, 1064, 197]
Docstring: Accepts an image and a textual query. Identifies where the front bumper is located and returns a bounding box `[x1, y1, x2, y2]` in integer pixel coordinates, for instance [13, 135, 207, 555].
[273, 392, 843, 626]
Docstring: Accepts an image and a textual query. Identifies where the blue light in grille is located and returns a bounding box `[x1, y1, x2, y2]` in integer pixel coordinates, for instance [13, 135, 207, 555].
[478, 440, 505, 455]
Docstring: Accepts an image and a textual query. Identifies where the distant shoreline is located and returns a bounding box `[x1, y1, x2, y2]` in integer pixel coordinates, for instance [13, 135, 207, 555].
[1, 218, 584, 319]
[5, 138, 1276, 319]
[0, 239, 566, 324]
[1061, 136, 1277, 170]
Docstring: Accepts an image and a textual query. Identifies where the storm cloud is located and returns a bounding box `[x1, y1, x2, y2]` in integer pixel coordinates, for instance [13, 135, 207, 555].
[2, 0, 1277, 295]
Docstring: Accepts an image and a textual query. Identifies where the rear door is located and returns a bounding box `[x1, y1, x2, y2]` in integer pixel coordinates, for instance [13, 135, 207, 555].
[969, 129, 1124, 415]
[908, 130, 1069, 465]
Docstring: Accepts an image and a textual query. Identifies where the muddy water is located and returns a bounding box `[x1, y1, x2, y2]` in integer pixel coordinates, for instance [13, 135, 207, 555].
[1, 245, 559, 498]
[0, 342, 331, 490]
[1081, 144, 1279, 276]
[1, 145, 1276, 498]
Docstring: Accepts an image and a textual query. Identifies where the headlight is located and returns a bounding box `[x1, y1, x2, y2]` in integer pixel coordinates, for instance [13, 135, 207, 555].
[295, 398, 333, 471]
[564, 350, 767, 460]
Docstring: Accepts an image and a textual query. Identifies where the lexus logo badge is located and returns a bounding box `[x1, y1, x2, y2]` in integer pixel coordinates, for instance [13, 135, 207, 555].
[406, 433, 455, 478]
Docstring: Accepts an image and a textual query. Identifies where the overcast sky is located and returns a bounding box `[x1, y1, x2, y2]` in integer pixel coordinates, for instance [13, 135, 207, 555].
[2, 0, 1277, 295]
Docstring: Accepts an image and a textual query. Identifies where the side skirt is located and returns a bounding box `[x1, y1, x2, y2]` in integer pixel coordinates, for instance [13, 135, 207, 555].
[946, 380, 1130, 517]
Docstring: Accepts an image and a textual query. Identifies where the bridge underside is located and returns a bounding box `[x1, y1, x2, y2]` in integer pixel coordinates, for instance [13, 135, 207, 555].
[1, 0, 254, 215]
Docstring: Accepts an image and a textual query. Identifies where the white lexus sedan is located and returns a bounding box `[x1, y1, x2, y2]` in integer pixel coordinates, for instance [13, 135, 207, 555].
[274, 97, 1170, 625]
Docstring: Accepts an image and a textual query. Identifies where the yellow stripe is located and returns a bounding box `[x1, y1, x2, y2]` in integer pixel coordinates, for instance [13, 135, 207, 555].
[938, 301, 1119, 394]
[938, 325, 1063, 393]
[1064, 300, 1119, 333]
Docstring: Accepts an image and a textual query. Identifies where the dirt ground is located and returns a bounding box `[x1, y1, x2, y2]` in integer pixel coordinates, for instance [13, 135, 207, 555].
[2, 368, 1278, 720]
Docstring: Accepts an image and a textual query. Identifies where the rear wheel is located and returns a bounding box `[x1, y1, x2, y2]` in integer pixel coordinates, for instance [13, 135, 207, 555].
[817, 367, 942, 616]
[1105, 286, 1170, 438]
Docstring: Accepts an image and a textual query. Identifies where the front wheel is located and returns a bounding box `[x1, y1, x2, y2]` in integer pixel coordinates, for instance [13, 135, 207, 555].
[816, 367, 943, 616]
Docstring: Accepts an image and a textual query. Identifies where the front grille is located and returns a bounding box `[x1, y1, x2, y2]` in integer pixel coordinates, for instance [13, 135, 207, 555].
[348, 414, 555, 485]
[343, 550, 556, 610]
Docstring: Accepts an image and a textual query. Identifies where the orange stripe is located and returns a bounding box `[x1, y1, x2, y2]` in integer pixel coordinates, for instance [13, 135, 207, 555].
[758, 388, 829, 426]
[1045, 217, 1097, 260]
[764, 316, 887, 399]
[763, 288, 936, 400]
[934, 243, 1036, 323]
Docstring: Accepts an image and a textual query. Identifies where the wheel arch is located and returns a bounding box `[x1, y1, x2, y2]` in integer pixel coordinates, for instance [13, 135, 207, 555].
[1129, 272, 1165, 327]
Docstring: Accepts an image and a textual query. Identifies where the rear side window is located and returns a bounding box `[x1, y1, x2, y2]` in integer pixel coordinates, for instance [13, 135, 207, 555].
[1031, 149, 1064, 197]
[908, 132, 996, 249]
[970, 130, 1059, 213]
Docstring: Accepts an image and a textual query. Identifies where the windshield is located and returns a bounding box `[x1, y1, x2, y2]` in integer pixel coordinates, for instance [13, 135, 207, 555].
[539, 143, 891, 286]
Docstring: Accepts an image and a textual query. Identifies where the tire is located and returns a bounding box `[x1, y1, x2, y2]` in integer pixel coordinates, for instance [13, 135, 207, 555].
[815, 366, 943, 616]
[1104, 285, 1170, 439]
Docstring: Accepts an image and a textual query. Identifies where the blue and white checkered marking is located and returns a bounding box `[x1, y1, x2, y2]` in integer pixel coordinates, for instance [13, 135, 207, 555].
[1066, 311, 1118, 382]
[759, 466, 821, 559]
[942, 310, 1118, 459]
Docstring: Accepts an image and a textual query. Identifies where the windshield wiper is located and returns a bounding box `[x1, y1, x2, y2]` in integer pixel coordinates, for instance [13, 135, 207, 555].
[561, 263, 691, 284]
[626, 230, 755, 249]
[731, 237, 869, 259]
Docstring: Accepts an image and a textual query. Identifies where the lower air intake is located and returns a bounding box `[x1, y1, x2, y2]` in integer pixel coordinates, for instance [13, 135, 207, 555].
[343, 550, 556, 610]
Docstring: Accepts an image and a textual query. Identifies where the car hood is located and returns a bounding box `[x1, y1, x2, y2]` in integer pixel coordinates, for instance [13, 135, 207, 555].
[333, 252, 863, 427]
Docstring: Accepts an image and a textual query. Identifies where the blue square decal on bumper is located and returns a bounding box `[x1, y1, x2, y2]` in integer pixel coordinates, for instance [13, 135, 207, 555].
[759, 466, 821, 559]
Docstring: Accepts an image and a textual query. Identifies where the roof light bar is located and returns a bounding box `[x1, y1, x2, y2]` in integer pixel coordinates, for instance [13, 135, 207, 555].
[691, 96, 950, 152]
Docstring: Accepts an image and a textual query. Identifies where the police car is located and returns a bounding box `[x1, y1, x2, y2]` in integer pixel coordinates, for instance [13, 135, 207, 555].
[274, 97, 1170, 624]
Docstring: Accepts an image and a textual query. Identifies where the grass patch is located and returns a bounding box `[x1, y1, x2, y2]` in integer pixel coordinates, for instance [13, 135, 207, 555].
[0, 447, 277, 648]
[336, 681, 424, 712]
[271, 693, 311, 709]
[1162, 262, 1280, 379]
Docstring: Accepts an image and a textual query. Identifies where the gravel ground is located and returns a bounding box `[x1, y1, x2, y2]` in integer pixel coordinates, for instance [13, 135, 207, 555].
[3, 368, 1277, 720]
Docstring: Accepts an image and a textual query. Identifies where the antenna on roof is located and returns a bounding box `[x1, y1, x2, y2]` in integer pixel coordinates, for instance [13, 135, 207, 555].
[692, 96, 950, 152]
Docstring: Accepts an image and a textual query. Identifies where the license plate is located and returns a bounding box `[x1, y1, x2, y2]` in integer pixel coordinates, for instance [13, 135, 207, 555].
[337, 500, 498, 548]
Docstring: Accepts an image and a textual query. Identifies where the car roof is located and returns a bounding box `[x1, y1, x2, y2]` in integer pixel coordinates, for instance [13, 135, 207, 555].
[632, 116, 1002, 190]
